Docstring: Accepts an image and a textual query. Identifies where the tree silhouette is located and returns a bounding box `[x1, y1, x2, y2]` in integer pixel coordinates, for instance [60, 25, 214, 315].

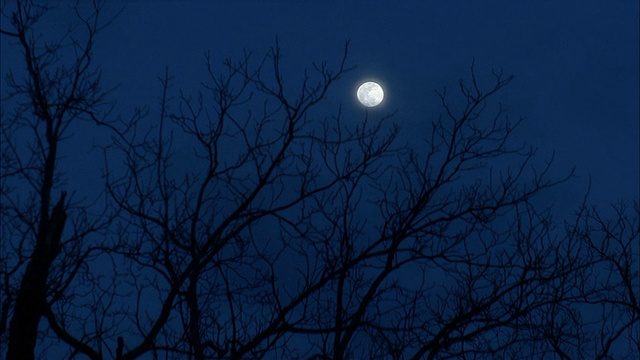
[1, 1, 637, 359]
[0, 1, 117, 358]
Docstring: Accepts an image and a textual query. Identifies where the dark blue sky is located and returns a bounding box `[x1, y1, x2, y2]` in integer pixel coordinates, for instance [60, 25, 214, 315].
[1, 2, 638, 358]
[4, 0, 638, 210]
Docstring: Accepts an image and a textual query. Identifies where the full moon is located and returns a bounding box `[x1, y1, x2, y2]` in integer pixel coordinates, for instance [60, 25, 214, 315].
[357, 81, 384, 107]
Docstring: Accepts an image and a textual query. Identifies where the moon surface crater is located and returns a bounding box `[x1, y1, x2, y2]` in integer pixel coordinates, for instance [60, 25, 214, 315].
[357, 81, 384, 107]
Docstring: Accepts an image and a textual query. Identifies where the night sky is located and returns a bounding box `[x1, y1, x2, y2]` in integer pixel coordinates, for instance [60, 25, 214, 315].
[4, 1, 634, 209]
[67, 0, 638, 213]
[1, 0, 639, 358]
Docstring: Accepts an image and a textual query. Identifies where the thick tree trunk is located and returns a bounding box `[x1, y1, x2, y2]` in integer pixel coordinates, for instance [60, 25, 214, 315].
[7, 192, 67, 360]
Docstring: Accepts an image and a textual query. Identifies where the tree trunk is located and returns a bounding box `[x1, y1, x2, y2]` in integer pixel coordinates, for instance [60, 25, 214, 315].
[7, 192, 67, 360]
[187, 270, 205, 360]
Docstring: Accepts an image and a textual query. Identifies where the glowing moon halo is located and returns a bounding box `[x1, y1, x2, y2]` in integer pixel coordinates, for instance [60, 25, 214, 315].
[357, 81, 384, 107]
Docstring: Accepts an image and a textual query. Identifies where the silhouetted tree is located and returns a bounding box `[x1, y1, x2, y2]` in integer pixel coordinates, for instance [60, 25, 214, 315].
[553, 200, 639, 359]
[1, 1, 119, 359]
[1, 1, 637, 359]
